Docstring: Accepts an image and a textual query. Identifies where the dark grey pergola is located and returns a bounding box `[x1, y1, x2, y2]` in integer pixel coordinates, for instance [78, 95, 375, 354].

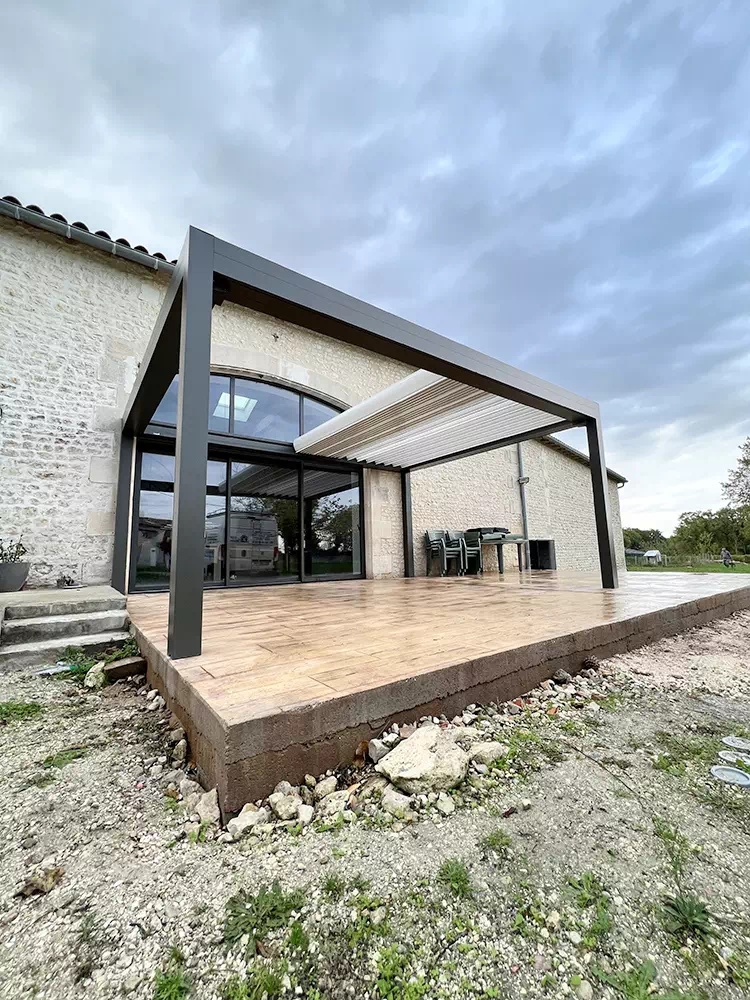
[114, 227, 619, 660]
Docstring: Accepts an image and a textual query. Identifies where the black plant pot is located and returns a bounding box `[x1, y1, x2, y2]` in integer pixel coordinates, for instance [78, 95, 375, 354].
[0, 562, 30, 593]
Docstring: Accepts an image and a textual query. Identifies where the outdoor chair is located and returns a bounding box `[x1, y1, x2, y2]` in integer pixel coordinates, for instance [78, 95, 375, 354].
[425, 530, 465, 576]
[460, 529, 483, 574]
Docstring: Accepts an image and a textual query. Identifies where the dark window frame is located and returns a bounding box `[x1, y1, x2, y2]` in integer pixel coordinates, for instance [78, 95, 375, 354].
[129, 437, 365, 593]
[149, 370, 344, 448]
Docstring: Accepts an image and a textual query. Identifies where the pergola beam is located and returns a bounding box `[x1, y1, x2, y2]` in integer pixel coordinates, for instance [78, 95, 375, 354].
[586, 416, 619, 589]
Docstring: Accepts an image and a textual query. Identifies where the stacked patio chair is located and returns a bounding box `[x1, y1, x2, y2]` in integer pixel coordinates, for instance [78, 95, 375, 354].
[459, 529, 483, 574]
[424, 530, 465, 576]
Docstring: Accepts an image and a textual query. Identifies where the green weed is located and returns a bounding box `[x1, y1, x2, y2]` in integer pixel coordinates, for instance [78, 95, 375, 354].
[437, 858, 473, 899]
[223, 882, 306, 957]
[322, 873, 346, 898]
[661, 894, 713, 942]
[479, 828, 512, 854]
[0, 701, 43, 722]
[376, 943, 427, 998]
[153, 968, 191, 1000]
[652, 816, 692, 884]
[568, 872, 606, 909]
[42, 747, 87, 769]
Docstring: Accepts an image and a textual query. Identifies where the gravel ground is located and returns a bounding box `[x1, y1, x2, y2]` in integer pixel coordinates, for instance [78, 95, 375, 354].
[1, 612, 749, 1000]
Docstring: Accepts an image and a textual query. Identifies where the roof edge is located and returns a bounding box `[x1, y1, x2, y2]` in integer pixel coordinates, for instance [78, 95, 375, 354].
[541, 434, 627, 484]
[0, 196, 176, 275]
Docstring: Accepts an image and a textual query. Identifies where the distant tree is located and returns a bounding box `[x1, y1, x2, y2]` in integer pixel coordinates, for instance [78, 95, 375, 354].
[671, 507, 750, 556]
[622, 527, 667, 552]
[722, 437, 750, 507]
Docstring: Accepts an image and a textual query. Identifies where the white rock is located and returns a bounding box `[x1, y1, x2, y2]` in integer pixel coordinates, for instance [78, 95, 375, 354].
[274, 780, 295, 796]
[355, 774, 388, 803]
[171, 740, 187, 763]
[297, 804, 315, 826]
[314, 776, 338, 800]
[304, 774, 317, 789]
[227, 804, 269, 840]
[435, 791, 455, 816]
[367, 738, 390, 763]
[196, 788, 221, 825]
[179, 777, 203, 798]
[375, 724, 469, 794]
[316, 790, 349, 819]
[268, 792, 303, 821]
[381, 785, 412, 818]
[470, 741, 509, 766]
[546, 910, 561, 930]
[577, 981, 593, 1000]
[567, 930, 582, 945]
[83, 661, 106, 689]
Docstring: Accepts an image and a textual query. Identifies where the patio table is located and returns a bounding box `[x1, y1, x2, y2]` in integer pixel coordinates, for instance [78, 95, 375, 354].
[479, 533, 528, 574]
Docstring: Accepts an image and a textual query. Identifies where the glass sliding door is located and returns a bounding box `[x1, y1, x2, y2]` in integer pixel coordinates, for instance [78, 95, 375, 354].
[303, 468, 361, 578]
[228, 461, 300, 583]
[204, 460, 228, 585]
[134, 453, 175, 588]
[132, 449, 363, 590]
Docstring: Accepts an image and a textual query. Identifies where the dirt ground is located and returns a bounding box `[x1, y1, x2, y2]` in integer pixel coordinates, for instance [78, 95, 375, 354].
[1, 612, 749, 1000]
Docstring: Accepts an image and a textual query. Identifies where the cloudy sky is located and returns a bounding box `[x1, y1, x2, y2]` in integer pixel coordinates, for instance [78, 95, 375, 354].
[3, 1, 749, 533]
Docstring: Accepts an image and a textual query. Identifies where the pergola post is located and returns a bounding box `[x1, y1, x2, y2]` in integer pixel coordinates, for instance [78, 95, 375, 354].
[111, 431, 135, 594]
[401, 470, 415, 577]
[586, 416, 619, 589]
[167, 228, 215, 658]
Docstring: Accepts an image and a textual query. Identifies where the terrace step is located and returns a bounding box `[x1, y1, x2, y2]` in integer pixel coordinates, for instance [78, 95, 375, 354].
[3, 594, 126, 620]
[0, 631, 131, 671]
[2, 609, 128, 644]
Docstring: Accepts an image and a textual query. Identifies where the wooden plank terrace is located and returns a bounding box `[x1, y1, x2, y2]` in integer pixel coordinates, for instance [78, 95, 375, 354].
[127, 571, 750, 812]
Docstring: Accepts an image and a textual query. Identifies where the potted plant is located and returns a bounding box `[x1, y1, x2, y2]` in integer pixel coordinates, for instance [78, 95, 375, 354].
[0, 536, 30, 592]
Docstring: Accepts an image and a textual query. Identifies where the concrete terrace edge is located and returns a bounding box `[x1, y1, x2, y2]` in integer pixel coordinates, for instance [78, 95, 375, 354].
[131, 584, 750, 813]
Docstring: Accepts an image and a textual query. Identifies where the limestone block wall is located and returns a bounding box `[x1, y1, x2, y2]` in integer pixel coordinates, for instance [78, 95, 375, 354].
[409, 440, 626, 577]
[523, 439, 626, 573]
[0, 218, 164, 586]
[363, 469, 404, 579]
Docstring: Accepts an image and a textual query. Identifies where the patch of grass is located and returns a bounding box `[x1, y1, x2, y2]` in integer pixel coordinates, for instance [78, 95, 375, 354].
[244, 966, 284, 1000]
[568, 871, 606, 909]
[479, 828, 512, 854]
[102, 636, 139, 663]
[595, 959, 698, 999]
[42, 747, 87, 769]
[322, 873, 346, 898]
[187, 821, 210, 844]
[652, 816, 692, 883]
[437, 858, 473, 899]
[376, 943, 427, 998]
[653, 754, 686, 777]
[0, 700, 43, 722]
[224, 882, 306, 957]
[153, 967, 191, 1000]
[661, 894, 714, 943]
[56, 646, 98, 681]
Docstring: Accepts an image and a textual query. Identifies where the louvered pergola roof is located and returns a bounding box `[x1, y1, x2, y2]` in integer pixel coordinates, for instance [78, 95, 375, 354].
[294, 369, 566, 470]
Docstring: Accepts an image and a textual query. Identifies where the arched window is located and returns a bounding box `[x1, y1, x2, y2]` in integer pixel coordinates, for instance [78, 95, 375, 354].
[151, 374, 342, 442]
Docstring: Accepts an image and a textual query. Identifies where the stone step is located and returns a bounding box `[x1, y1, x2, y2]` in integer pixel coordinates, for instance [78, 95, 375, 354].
[103, 655, 147, 681]
[2, 609, 128, 645]
[0, 631, 131, 671]
[3, 594, 126, 620]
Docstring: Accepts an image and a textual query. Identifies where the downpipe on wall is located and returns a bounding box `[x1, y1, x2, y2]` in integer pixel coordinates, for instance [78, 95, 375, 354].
[516, 442, 531, 570]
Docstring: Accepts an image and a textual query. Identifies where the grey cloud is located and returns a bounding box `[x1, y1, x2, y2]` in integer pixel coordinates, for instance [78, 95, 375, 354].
[2, 0, 750, 532]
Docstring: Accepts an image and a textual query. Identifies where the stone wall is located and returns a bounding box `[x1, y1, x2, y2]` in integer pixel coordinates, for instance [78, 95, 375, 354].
[0, 215, 625, 587]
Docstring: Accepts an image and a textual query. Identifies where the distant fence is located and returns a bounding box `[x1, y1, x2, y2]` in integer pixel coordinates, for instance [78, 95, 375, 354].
[625, 552, 750, 567]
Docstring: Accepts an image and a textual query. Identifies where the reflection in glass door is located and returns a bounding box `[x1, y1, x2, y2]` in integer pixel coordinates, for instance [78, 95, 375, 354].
[204, 461, 228, 585]
[303, 468, 361, 577]
[228, 461, 300, 582]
